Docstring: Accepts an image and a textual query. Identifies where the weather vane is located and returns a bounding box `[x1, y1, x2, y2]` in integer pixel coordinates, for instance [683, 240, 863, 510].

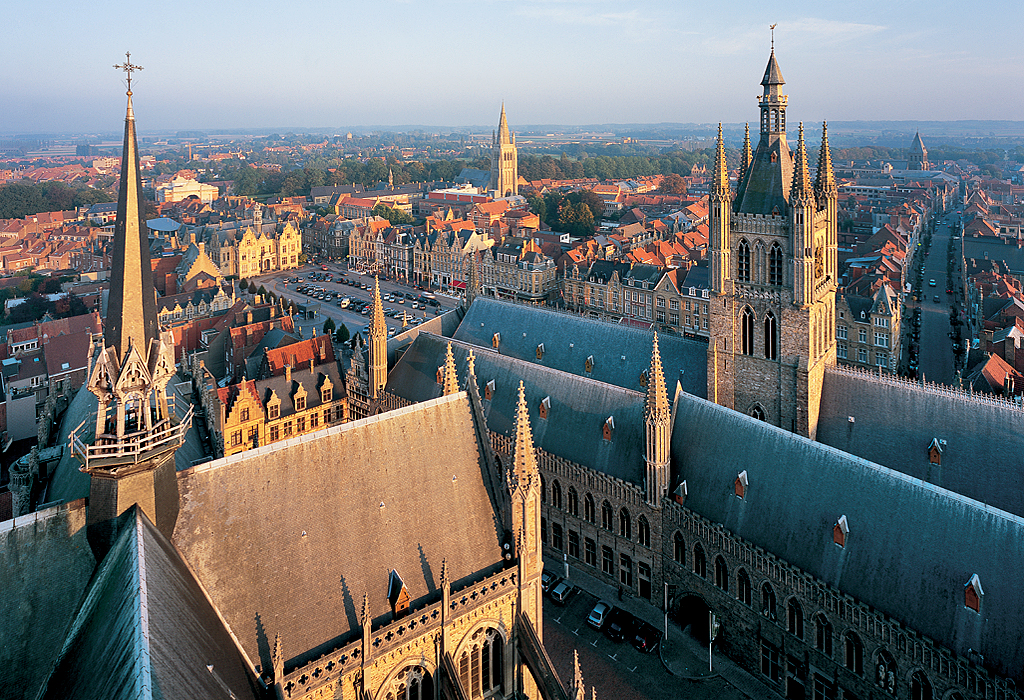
[113, 52, 143, 95]
[770, 24, 777, 50]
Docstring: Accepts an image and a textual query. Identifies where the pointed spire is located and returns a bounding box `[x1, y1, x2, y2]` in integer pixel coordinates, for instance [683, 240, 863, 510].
[370, 275, 386, 337]
[790, 122, 813, 204]
[646, 333, 669, 419]
[442, 342, 459, 395]
[511, 381, 538, 491]
[740, 123, 752, 181]
[440, 557, 449, 588]
[761, 48, 786, 87]
[497, 102, 511, 144]
[573, 650, 586, 700]
[815, 121, 836, 195]
[712, 124, 729, 195]
[272, 633, 283, 678]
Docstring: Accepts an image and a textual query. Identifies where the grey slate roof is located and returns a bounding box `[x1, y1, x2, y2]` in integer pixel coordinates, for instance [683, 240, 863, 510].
[173, 393, 505, 671]
[387, 333, 647, 485]
[671, 391, 1024, 682]
[817, 366, 1024, 518]
[453, 297, 707, 398]
[38, 507, 262, 700]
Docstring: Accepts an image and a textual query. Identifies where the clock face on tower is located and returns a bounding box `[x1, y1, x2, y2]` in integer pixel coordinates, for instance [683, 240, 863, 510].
[815, 246, 824, 280]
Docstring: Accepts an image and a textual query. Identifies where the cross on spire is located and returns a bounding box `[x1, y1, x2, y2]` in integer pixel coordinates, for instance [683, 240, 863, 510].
[113, 52, 143, 95]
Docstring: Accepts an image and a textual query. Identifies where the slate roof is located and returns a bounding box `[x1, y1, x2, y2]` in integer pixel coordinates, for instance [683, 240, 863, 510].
[671, 390, 1024, 682]
[386, 333, 647, 484]
[38, 507, 262, 700]
[173, 393, 505, 671]
[817, 365, 1024, 518]
[453, 298, 707, 398]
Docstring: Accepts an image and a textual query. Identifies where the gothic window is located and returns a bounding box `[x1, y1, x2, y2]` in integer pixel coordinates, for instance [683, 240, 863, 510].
[551, 480, 562, 510]
[815, 613, 833, 656]
[601, 501, 613, 531]
[618, 508, 631, 539]
[385, 665, 433, 700]
[741, 306, 755, 355]
[673, 532, 685, 565]
[737, 240, 751, 282]
[754, 241, 766, 284]
[764, 311, 778, 359]
[584, 493, 595, 523]
[693, 542, 706, 578]
[737, 568, 751, 606]
[637, 516, 650, 547]
[844, 631, 864, 675]
[567, 487, 578, 517]
[787, 599, 803, 639]
[750, 405, 766, 422]
[876, 650, 897, 695]
[714, 555, 728, 590]
[910, 671, 932, 700]
[815, 246, 824, 279]
[769, 243, 783, 285]
[458, 628, 504, 698]
[761, 583, 777, 620]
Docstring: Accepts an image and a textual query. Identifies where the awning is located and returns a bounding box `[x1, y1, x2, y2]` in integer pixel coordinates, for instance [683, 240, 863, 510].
[451, 280, 467, 289]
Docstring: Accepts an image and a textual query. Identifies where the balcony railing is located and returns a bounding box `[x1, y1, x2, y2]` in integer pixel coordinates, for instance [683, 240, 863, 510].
[70, 402, 193, 472]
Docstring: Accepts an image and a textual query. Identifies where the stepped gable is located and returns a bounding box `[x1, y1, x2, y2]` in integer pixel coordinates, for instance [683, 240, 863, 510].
[453, 297, 707, 398]
[38, 506, 262, 700]
[671, 390, 1024, 682]
[173, 393, 504, 671]
[817, 365, 1024, 518]
[386, 333, 646, 485]
[0, 501, 96, 700]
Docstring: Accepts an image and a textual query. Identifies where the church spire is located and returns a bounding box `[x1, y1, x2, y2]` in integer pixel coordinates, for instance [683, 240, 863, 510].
[573, 650, 586, 700]
[442, 342, 459, 395]
[711, 123, 729, 195]
[644, 333, 671, 507]
[740, 123, 753, 183]
[815, 121, 836, 196]
[790, 122, 814, 205]
[497, 102, 511, 144]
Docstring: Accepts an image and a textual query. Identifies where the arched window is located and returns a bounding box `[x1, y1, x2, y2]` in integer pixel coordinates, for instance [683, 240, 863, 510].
[601, 501, 613, 531]
[384, 665, 434, 700]
[673, 532, 685, 565]
[693, 542, 706, 578]
[618, 508, 631, 539]
[761, 583, 776, 620]
[769, 243, 783, 286]
[567, 487, 578, 517]
[763, 311, 778, 360]
[737, 239, 751, 282]
[637, 516, 650, 547]
[876, 650, 897, 696]
[458, 627, 504, 698]
[714, 556, 728, 590]
[910, 671, 932, 700]
[551, 480, 562, 510]
[741, 306, 754, 355]
[754, 240, 766, 284]
[737, 569, 751, 606]
[539, 476, 546, 504]
[815, 613, 832, 656]
[844, 630, 864, 675]
[787, 599, 803, 639]
[750, 405, 766, 421]
[584, 493, 595, 523]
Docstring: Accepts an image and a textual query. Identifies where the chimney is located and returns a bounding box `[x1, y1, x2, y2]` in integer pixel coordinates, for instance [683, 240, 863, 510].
[285, 364, 291, 382]
[247, 310, 253, 324]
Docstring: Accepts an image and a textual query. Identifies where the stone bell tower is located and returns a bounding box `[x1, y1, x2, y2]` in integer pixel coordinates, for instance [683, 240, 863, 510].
[489, 104, 518, 198]
[72, 57, 191, 551]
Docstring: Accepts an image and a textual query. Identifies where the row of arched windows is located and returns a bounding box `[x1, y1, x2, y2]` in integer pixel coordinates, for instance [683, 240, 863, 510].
[542, 477, 651, 548]
[736, 239, 784, 286]
[740, 306, 778, 360]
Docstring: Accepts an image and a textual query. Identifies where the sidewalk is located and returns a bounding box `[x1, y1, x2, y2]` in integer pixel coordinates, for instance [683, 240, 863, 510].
[545, 556, 783, 700]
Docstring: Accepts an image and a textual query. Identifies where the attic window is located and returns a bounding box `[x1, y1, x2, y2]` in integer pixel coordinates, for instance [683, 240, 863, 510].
[485, 379, 495, 401]
[734, 470, 748, 499]
[833, 515, 849, 548]
[388, 569, 411, 617]
[602, 416, 614, 441]
[536, 343, 544, 360]
[673, 481, 687, 505]
[585, 355, 595, 373]
[539, 396, 551, 420]
[964, 574, 983, 613]
[436, 367, 443, 384]
[492, 333, 500, 349]
[639, 370, 649, 387]
[927, 438, 945, 465]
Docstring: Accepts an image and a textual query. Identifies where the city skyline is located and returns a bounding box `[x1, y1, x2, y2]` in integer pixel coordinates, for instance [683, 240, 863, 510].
[3, 0, 1021, 133]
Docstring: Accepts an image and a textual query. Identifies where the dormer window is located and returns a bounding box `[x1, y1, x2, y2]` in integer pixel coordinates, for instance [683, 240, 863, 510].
[295, 393, 306, 412]
[436, 367, 444, 384]
[603, 416, 614, 440]
[833, 515, 849, 548]
[734, 471, 748, 499]
[322, 385, 332, 402]
[639, 370, 649, 387]
[492, 333, 500, 349]
[585, 355, 594, 373]
[927, 438, 945, 465]
[536, 343, 544, 360]
[485, 379, 495, 401]
[539, 396, 550, 420]
[964, 574, 983, 613]
[268, 403, 279, 420]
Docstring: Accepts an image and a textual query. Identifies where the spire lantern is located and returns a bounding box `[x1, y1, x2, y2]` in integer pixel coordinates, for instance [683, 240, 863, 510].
[758, 39, 788, 136]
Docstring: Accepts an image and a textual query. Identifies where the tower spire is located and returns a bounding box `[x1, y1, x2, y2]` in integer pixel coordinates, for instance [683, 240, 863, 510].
[815, 121, 836, 196]
[740, 122, 753, 183]
[510, 381, 538, 492]
[790, 122, 814, 205]
[644, 333, 671, 507]
[368, 276, 388, 399]
[711, 123, 729, 195]
[442, 341, 459, 395]
[497, 102, 510, 144]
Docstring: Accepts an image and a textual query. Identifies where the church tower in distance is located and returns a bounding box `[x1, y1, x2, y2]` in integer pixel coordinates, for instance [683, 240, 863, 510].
[73, 58, 191, 551]
[707, 47, 838, 439]
[489, 104, 518, 197]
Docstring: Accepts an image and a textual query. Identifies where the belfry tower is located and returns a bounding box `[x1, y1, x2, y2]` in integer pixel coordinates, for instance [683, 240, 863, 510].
[707, 46, 838, 438]
[73, 56, 191, 548]
[489, 104, 518, 198]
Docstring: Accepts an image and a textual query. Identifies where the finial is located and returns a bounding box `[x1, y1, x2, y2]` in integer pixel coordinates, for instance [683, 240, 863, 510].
[770, 23, 777, 51]
[113, 51, 143, 96]
[573, 650, 585, 700]
[466, 349, 476, 378]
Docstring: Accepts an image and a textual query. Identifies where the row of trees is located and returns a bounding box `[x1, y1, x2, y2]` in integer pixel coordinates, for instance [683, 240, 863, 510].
[0, 181, 114, 219]
[527, 190, 605, 237]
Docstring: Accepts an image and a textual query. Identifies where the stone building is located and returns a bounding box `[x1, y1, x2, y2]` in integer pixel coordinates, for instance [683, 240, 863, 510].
[835, 283, 901, 372]
[208, 203, 302, 279]
[490, 104, 518, 198]
[908, 132, 931, 171]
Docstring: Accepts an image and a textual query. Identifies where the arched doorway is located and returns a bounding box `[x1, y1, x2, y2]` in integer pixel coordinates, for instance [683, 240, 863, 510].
[676, 594, 711, 643]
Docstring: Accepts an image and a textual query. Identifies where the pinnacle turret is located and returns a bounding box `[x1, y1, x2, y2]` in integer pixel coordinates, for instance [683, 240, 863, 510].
[711, 124, 730, 195]
[740, 123, 752, 183]
[644, 333, 671, 507]
[573, 650, 585, 700]
[511, 381, 538, 491]
[646, 333, 669, 420]
[815, 121, 836, 195]
[368, 276, 388, 399]
[442, 342, 459, 395]
[790, 123, 814, 205]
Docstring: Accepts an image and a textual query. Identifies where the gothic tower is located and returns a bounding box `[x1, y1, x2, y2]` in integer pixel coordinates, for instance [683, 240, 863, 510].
[908, 132, 930, 171]
[706, 48, 837, 438]
[489, 104, 518, 198]
[75, 65, 191, 551]
[644, 333, 670, 507]
[368, 276, 388, 399]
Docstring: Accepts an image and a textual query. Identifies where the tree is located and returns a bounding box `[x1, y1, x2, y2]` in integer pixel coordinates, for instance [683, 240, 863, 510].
[660, 172, 688, 195]
[323, 317, 336, 336]
[248, 280, 257, 294]
[371, 202, 414, 226]
[257, 285, 267, 298]
[336, 324, 350, 344]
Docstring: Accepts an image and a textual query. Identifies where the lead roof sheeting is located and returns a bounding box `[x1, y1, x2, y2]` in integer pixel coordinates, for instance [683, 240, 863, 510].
[671, 391, 1024, 681]
[453, 297, 707, 398]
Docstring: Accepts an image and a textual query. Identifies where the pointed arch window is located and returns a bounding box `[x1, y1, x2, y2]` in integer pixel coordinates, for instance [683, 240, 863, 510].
[764, 311, 778, 359]
[761, 582, 777, 620]
[618, 507, 631, 539]
[551, 480, 562, 510]
[769, 243, 783, 286]
[457, 627, 504, 698]
[737, 568, 751, 606]
[754, 240, 766, 284]
[787, 598, 803, 639]
[583, 493, 595, 523]
[567, 487, 578, 517]
[815, 613, 833, 656]
[750, 405, 766, 422]
[601, 501, 613, 531]
[673, 532, 685, 565]
[714, 555, 728, 590]
[741, 306, 755, 355]
[637, 516, 650, 548]
[844, 630, 864, 674]
[737, 240, 751, 282]
[910, 672, 932, 700]
[876, 650, 897, 695]
[693, 542, 706, 578]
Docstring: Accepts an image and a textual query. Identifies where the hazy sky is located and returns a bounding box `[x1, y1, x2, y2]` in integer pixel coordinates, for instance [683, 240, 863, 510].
[3, 0, 1021, 134]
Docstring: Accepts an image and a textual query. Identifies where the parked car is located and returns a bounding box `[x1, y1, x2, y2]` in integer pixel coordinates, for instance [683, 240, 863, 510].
[603, 607, 636, 643]
[929, 279, 936, 287]
[933, 295, 940, 303]
[541, 570, 560, 593]
[631, 620, 661, 653]
[550, 580, 574, 605]
[587, 601, 612, 630]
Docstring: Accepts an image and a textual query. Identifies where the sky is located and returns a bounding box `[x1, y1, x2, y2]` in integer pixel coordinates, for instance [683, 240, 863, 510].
[3, 0, 1021, 134]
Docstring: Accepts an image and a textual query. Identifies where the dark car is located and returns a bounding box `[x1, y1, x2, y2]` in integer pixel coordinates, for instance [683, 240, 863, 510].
[933, 295, 940, 303]
[541, 570, 560, 593]
[550, 580, 574, 605]
[632, 620, 661, 653]
[603, 607, 636, 643]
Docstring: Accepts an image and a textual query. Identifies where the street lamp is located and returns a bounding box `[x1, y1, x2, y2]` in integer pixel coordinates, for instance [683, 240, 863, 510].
[709, 612, 720, 673]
